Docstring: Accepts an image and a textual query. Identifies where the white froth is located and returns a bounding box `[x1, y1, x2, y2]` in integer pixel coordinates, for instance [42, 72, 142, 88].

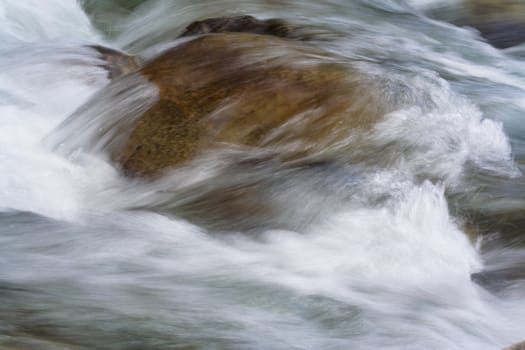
[372, 75, 518, 186]
[0, 1, 108, 219]
[0, 0, 97, 44]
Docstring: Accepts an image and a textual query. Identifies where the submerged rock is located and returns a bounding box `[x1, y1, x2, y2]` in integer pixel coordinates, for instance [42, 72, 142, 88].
[464, 0, 525, 23]
[429, 0, 525, 48]
[462, 0, 525, 48]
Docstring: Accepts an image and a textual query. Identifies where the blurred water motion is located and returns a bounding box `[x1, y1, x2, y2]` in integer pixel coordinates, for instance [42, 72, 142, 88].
[0, 0, 524, 349]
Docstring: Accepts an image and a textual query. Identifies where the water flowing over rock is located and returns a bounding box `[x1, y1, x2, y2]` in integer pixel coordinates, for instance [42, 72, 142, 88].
[60, 16, 399, 231]
[97, 32, 388, 177]
[5, 3, 525, 347]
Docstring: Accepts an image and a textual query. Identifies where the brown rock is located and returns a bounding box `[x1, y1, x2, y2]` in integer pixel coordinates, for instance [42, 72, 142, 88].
[90, 45, 141, 79]
[113, 33, 387, 177]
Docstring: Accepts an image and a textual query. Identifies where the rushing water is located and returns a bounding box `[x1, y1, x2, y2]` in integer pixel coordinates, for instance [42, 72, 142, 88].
[1, 0, 525, 349]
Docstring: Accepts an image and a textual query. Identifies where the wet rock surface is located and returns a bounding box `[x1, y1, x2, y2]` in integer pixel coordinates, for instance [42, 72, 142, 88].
[90, 45, 141, 79]
[113, 33, 385, 177]
[179, 15, 291, 38]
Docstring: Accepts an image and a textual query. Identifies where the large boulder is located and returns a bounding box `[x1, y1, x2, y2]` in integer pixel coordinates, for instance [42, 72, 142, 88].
[111, 32, 387, 177]
[62, 18, 397, 230]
